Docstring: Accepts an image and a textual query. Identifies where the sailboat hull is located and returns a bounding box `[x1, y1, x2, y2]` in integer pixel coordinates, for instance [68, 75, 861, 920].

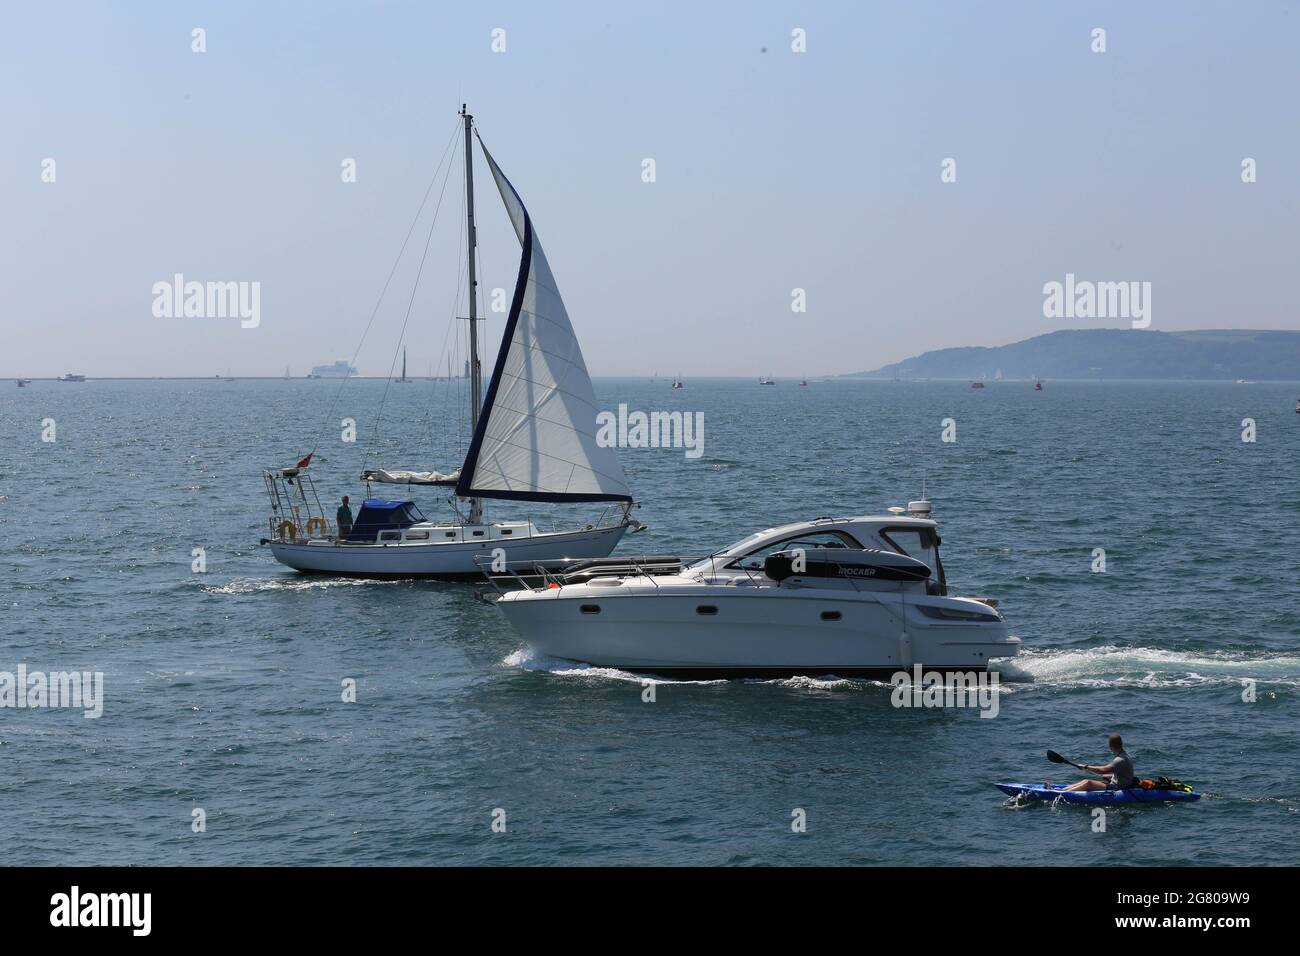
[268, 524, 628, 580]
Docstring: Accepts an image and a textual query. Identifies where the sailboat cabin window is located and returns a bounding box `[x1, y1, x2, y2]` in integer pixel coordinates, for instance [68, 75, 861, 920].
[405, 530, 429, 541]
[729, 530, 861, 571]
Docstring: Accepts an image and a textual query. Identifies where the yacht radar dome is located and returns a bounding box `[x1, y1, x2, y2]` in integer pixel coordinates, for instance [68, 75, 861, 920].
[907, 499, 933, 517]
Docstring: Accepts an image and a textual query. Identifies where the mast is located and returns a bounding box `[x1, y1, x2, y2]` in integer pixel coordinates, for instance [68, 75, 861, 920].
[461, 104, 483, 524]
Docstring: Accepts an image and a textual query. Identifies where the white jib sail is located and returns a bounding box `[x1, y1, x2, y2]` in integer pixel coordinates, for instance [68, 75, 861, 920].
[455, 139, 632, 503]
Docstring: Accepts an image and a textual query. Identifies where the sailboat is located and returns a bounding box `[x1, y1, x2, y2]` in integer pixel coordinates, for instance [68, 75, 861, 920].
[397, 348, 412, 383]
[260, 106, 643, 579]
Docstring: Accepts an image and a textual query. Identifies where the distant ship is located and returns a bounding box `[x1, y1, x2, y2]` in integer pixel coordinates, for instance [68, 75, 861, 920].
[799, 379, 808, 386]
[15, 378, 31, 387]
[59, 373, 86, 382]
[671, 377, 684, 389]
[970, 381, 985, 389]
[309, 360, 357, 379]
[759, 376, 775, 385]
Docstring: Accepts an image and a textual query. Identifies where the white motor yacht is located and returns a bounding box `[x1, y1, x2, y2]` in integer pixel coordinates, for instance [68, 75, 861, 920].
[485, 503, 1021, 678]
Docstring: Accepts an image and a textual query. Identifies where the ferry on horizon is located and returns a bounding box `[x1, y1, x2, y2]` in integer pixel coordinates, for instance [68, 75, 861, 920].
[309, 360, 357, 379]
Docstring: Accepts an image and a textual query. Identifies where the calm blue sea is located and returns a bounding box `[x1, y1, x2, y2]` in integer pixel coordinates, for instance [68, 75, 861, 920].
[2, 377, 1297, 865]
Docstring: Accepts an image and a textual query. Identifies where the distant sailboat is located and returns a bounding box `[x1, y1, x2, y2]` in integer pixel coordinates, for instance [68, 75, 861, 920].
[759, 376, 775, 385]
[397, 348, 412, 383]
[262, 106, 641, 578]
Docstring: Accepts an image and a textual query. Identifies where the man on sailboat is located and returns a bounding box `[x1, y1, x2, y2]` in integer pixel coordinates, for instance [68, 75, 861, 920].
[336, 496, 353, 541]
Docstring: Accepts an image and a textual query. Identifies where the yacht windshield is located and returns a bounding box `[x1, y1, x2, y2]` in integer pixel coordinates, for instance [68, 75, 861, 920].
[880, 527, 946, 595]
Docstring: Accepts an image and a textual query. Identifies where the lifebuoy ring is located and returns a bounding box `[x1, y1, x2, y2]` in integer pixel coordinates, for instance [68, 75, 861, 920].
[305, 516, 327, 537]
[277, 520, 297, 542]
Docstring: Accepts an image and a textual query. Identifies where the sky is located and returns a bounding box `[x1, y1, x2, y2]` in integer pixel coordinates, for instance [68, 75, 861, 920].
[2, 0, 1298, 377]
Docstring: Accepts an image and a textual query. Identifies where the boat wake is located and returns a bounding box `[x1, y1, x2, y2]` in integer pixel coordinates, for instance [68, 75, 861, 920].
[204, 577, 408, 595]
[994, 645, 1300, 689]
[502, 648, 727, 686]
[751, 675, 880, 692]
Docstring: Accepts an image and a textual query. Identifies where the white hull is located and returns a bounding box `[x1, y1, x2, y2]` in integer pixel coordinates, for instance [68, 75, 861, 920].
[269, 524, 627, 579]
[497, 585, 1019, 677]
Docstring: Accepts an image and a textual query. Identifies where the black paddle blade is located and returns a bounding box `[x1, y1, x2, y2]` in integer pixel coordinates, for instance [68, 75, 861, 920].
[1046, 750, 1069, 764]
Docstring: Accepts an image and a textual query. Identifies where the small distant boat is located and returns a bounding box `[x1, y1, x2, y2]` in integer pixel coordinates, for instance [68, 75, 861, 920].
[759, 376, 775, 385]
[1295, 399, 1299, 414]
[396, 348, 412, 383]
[15, 378, 31, 387]
[970, 381, 985, 389]
[799, 379, 808, 386]
[1034, 382, 1043, 391]
[59, 373, 86, 383]
[671, 379, 684, 389]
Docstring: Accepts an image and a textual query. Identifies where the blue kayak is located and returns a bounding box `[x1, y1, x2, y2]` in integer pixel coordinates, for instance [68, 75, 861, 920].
[996, 782, 1202, 804]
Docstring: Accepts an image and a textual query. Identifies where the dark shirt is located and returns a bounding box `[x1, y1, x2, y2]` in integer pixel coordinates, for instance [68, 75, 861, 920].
[336, 504, 354, 528]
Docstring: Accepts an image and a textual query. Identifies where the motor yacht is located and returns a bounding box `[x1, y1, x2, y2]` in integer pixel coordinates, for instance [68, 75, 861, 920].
[484, 502, 1021, 678]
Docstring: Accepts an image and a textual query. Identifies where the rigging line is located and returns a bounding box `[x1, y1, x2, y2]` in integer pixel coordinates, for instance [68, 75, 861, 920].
[362, 126, 461, 474]
[305, 119, 460, 460]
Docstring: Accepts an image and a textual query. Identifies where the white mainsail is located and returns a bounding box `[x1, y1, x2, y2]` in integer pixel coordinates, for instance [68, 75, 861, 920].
[455, 139, 632, 503]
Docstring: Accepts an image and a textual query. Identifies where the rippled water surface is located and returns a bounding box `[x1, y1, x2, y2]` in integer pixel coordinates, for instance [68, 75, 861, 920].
[2, 378, 1297, 865]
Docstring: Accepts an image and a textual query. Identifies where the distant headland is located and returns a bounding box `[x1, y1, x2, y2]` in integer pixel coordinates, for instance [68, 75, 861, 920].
[847, 329, 1300, 381]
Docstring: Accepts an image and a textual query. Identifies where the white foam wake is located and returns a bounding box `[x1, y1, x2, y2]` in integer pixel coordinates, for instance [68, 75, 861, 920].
[994, 645, 1300, 688]
[204, 577, 407, 595]
[501, 648, 726, 685]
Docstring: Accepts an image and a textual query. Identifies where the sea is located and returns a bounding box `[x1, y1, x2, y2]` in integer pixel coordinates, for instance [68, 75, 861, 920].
[2, 377, 1297, 865]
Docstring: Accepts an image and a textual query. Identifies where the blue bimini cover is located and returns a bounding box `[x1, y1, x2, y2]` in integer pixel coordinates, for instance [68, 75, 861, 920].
[347, 499, 425, 542]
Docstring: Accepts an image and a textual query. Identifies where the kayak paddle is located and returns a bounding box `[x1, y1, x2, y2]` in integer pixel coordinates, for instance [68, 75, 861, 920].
[1047, 750, 1109, 779]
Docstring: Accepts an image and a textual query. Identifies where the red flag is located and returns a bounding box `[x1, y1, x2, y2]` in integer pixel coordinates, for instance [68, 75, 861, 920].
[296, 453, 312, 469]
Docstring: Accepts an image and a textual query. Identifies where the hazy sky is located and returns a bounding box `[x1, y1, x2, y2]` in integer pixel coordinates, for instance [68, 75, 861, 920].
[3, 1, 1298, 377]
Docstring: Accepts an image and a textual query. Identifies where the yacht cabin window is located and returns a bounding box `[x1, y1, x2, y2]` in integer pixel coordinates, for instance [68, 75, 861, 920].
[729, 530, 862, 571]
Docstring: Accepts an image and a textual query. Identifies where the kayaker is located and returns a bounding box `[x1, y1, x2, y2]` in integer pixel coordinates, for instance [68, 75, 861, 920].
[1062, 734, 1136, 791]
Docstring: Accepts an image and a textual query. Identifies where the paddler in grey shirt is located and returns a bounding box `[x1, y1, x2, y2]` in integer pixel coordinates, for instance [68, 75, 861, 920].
[1063, 734, 1137, 792]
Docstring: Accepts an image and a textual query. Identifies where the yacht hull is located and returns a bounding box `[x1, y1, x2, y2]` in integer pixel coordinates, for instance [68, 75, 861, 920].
[497, 586, 1020, 677]
[268, 525, 627, 580]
